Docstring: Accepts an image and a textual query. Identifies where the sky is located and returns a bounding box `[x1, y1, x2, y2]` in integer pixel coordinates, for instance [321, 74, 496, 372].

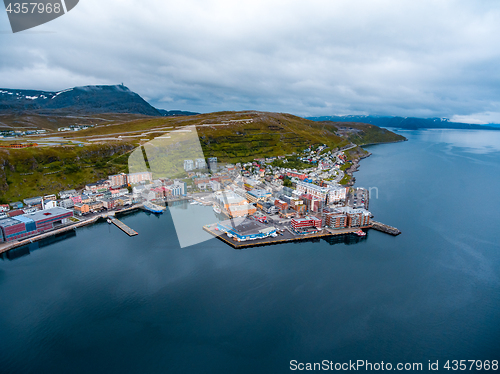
[1, 0, 500, 123]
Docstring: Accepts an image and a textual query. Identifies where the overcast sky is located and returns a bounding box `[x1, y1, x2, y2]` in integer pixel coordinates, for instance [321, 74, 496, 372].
[1, 0, 500, 123]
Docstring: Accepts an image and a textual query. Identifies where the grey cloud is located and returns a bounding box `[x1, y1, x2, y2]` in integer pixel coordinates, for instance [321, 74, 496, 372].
[1, 0, 500, 121]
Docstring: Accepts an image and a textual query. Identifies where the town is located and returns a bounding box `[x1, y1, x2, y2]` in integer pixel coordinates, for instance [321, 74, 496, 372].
[0, 143, 400, 252]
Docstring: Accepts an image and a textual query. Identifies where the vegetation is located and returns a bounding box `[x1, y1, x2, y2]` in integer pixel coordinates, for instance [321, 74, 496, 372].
[0, 143, 134, 203]
[321, 121, 407, 145]
[271, 156, 310, 170]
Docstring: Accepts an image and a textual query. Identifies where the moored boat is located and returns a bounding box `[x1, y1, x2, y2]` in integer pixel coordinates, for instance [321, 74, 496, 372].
[143, 201, 166, 214]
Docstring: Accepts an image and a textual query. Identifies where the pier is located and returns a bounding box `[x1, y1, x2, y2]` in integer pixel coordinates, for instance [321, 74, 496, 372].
[109, 218, 138, 236]
[370, 221, 401, 236]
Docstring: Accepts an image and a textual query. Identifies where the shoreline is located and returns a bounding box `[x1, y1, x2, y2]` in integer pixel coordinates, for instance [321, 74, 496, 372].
[0, 204, 143, 255]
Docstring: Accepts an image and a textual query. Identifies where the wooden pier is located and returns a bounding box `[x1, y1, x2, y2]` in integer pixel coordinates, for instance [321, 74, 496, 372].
[110, 218, 138, 236]
[370, 220, 401, 236]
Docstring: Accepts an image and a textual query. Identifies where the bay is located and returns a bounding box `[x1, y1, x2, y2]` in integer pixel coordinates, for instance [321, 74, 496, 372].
[1, 129, 499, 373]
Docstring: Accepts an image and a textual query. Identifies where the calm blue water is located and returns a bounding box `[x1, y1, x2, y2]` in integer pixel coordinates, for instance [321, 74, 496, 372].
[1, 129, 500, 373]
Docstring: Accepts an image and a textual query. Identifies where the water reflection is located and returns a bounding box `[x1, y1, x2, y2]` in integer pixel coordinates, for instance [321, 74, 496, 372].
[416, 129, 500, 154]
[0, 230, 77, 261]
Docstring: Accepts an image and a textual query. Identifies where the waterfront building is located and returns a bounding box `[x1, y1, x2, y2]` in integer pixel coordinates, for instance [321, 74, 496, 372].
[334, 207, 371, 227]
[0, 216, 37, 242]
[217, 219, 277, 242]
[109, 173, 128, 188]
[90, 201, 104, 212]
[325, 212, 348, 229]
[184, 160, 194, 172]
[74, 203, 90, 215]
[25, 207, 73, 234]
[327, 185, 347, 203]
[101, 198, 116, 210]
[127, 171, 153, 185]
[291, 216, 322, 231]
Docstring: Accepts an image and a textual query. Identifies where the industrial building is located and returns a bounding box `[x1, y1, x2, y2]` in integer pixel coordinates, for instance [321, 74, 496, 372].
[0, 207, 73, 242]
[217, 219, 277, 242]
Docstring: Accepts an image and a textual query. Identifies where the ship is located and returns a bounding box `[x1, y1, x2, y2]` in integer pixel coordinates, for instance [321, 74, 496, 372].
[213, 204, 222, 214]
[143, 201, 166, 214]
[354, 230, 366, 237]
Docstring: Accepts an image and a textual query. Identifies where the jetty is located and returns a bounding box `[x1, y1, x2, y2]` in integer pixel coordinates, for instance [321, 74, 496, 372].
[370, 221, 401, 236]
[109, 217, 138, 236]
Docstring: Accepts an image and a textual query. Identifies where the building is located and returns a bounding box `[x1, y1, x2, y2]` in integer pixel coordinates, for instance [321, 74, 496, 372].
[195, 158, 206, 169]
[214, 191, 256, 218]
[74, 203, 90, 215]
[43, 194, 57, 201]
[43, 200, 57, 210]
[208, 157, 218, 172]
[217, 219, 276, 242]
[184, 160, 194, 172]
[23, 196, 43, 209]
[327, 185, 347, 203]
[291, 216, 322, 232]
[325, 212, 348, 229]
[0, 216, 37, 242]
[259, 202, 279, 214]
[90, 201, 104, 212]
[24, 207, 73, 234]
[334, 207, 371, 227]
[274, 199, 288, 211]
[245, 189, 272, 203]
[295, 180, 329, 202]
[85, 180, 111, 193]
[109, 173, 128, 188]
[127, 171, 153, 185]
[59, 199, 75, 209]
[59, 189, 78, 199]
[101, 198, 117, 210]
[0, 204, 10, 212]
[9, 202, 23, 210]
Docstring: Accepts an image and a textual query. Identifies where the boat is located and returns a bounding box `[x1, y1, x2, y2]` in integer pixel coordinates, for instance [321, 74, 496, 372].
[213, 205, 222, 214]
[355, 230, 366, 237]
[143, 201, 166, 214]
[107, 218, 112, 224]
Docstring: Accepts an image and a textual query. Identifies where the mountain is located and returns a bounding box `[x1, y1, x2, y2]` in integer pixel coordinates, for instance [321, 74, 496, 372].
[0, 85, 192, 117]
[157, 109, 200, 117]
[307, 115, 500, 130]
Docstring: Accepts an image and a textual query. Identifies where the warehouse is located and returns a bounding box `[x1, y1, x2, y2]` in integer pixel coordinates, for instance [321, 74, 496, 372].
[0, 216, 37, 242]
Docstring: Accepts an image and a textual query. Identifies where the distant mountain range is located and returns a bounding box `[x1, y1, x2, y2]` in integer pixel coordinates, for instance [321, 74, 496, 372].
[0, 85, 199, 117]
[307, 115, 500, 130]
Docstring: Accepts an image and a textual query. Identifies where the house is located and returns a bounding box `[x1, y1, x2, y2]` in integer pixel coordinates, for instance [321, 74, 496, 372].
[59, 199, 75, 209]
[59, 189, 78, 199]
[74, 203, 90, 215]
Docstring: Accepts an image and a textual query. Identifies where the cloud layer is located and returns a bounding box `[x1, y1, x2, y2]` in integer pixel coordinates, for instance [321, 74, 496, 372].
[1, 0, 500, 121]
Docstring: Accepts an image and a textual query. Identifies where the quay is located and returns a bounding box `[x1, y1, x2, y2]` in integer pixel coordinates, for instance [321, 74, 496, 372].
[370, 221, 401, 236]
[203, 224, 371, 249]
[0, 204, 143, 255]
[109, 217, 138, 236]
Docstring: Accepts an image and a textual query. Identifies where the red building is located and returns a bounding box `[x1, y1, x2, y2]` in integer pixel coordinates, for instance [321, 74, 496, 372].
[291, 216, 322, 230]
[274, 199, 288, 211]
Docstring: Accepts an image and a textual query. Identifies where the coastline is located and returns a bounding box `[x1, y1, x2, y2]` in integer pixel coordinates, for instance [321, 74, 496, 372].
[0, 204, 143, 255]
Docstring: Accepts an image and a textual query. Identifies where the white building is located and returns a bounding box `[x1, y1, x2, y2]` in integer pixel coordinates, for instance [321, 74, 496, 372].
[128, 171, 153, 185]
[184, 160, 194, 171]
[195, 158, 206, 169]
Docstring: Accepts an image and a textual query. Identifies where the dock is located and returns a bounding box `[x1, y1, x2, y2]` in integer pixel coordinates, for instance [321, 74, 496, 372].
[109, 217, 138, 236]
[370, 221, 401, 236]
[203, 224, 370, 249]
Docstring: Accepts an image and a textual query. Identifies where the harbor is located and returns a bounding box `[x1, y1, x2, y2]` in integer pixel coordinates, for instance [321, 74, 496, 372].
[203, 221, 397, 249]
[108, 217, 138, 236]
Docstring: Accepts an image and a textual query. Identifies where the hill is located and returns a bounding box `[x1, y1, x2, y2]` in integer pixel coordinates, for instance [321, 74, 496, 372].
[0, 111, 406, 202]
[307, 115, 500, 131]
